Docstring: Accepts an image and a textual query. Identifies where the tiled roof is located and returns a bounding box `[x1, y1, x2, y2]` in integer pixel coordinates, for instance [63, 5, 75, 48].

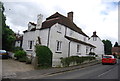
[112, 47, 120, 52]
[65, 36, 96, 48]
[23, 12, 88, 37]
[41, 12, 88, 37]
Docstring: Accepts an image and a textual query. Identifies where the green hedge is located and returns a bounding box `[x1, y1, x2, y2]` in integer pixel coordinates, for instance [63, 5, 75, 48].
[35, 45, 53, 67]
[61, 56, 96, 67]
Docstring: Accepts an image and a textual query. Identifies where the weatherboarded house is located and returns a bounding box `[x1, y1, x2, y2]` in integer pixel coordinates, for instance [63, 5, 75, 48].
[21, 12, 104, 67]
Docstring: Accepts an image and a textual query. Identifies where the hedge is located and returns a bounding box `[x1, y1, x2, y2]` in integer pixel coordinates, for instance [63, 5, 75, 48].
[35, 45, 53, 67]
[61, 56, 96, 67]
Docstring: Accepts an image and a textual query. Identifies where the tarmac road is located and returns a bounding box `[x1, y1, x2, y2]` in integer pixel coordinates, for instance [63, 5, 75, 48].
[40, 60, 120, 79]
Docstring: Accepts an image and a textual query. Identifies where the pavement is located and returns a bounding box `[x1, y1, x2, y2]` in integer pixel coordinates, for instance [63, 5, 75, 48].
[8, 59, 101, 79]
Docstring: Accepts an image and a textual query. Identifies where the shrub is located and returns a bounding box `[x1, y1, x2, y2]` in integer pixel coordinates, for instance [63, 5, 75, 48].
[13, 47, 23, 52]
[14, 50, 26, 60]
[35, 45, 53, 67]
[19, 56, 27, 62]
[61, 56, 96, 67]
[117, 55, 120, 59]
[26, 57, 32, 64]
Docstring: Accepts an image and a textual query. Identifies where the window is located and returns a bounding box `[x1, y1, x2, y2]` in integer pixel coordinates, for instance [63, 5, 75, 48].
[77, 44, 81, 53]
[86, 47, 89, 54]
[28, 40, 34, 49]
[93, 37, 97, 41]
[56, 41, 62, 52]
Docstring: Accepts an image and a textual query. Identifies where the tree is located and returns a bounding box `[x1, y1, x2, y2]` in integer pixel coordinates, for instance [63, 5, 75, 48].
[102, 40, 112, 55]
[114, 42, 119, 47]
[1, 2, 16, 51]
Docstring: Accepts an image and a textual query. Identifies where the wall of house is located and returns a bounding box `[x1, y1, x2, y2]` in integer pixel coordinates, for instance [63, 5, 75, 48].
[15, 41, 21, 47]
[70, 41, 92, 57]
[89, 37, 104, 58]
[39, 29, 49, 46]
[66, 28, 88, 42]
[48, 23, 69, 67]
[22, 31, 36, 56]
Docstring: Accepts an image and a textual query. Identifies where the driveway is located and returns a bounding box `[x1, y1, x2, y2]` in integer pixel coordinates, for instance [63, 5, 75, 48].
[2, 59, 34, 78]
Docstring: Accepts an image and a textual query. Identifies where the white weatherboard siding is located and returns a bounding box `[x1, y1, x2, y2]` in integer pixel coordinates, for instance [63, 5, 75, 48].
[48, 23, 69, 67]
[66, 28, 88, 42]
[89, 37, 104, 58]
[39, 29, 49, 46]
[22, 31, 36, 56]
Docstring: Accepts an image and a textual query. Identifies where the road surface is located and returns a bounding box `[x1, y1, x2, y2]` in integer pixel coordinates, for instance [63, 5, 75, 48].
[40, 60, 120, 79]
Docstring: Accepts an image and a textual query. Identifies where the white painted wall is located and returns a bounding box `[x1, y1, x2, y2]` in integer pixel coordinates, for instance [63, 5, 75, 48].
[89, 37, 104, 58]
[48, 23, 69, 67]
[66, 28, 88, 42]
[39, 29, 49, 46]
[22, 31, 36, 56]
[15, 41, 21, 47]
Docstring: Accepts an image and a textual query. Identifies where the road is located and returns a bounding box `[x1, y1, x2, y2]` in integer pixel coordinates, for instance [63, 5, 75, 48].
[40, 60, 120, 79]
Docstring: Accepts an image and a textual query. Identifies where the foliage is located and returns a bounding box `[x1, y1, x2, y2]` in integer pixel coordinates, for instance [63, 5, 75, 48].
[114, 42, 119, 47]
[60, 56, 96, 67]
[26, 57, 32, 64]
[14, 50, 26, 60]
[102, 40, 112, 55]
[1, 2, 16, 51]
[18, 56, 27, 62]
[117, 55, 120, 59]
[35, 45, 53, 67]
[13, 46, 23, 52]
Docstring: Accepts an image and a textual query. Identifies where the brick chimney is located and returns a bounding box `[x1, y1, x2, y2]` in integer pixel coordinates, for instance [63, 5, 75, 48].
[67, 11, 73, 21]
[93, 31, 96, 35]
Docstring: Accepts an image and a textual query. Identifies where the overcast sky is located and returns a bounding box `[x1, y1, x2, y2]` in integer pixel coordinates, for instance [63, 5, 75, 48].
[1, 0, 119, 45]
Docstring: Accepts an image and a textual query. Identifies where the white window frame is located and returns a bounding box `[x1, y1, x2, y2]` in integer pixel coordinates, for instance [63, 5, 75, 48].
[56, 40, 62, 53]
[28, 40, 34, 49]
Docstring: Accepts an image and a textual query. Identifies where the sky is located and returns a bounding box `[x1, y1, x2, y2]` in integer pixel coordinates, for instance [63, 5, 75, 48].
[1, 0, 119, 45]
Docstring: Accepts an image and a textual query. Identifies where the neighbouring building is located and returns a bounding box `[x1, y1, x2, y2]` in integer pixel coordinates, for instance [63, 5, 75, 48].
[15, 33, 23, 48]
[112, 47, 120, 55]
[20, 12, 104, 67]
[88, 31, 104, 58]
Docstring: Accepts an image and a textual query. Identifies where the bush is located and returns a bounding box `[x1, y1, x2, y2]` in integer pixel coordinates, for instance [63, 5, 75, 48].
[13, 47, 23, 52]
[26, 57, 32, 64]
[35, 45, 53, 67]
[14, 50, 26, 60]
[19, 56, 27, 62]
[61, 56, 96, 67]
[117, 55, 120, 59]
